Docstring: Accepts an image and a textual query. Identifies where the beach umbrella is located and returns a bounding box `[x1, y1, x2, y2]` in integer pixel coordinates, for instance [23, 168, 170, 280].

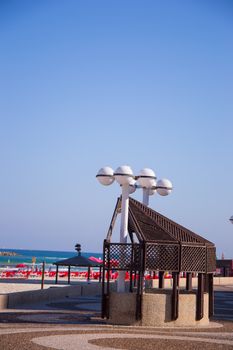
[89, 256, 103, 264]
[53, 255, 102, 285]
[89, 256, 118, 266]
[16, 263, 27, 268]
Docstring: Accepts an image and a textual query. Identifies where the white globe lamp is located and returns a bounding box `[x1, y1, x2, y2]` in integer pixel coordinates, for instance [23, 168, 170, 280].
[149, 187, 157, 196]
[137, 168, 156, 188]
[128, 178, 137, 194]
[114, 165, 134, 186]
[156, 178, 173, 196]
[96, 167, 115, 186]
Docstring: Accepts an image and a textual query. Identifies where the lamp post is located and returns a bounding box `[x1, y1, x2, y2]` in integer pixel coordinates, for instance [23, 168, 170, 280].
[96, 165, 173, 292]
[137, 168, 156, 206]
[97, 165, 133, 292]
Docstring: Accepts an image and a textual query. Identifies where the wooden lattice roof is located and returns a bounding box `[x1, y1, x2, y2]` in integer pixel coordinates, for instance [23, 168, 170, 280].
[105, 197, 216, 274]
[128, 197, 214, 246]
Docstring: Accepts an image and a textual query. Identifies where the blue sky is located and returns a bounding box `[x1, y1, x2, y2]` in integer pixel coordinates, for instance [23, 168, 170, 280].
[0, 0, 233, 256]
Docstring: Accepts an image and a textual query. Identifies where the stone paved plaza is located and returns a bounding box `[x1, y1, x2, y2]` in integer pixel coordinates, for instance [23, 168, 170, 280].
[1, 286, 233, 349]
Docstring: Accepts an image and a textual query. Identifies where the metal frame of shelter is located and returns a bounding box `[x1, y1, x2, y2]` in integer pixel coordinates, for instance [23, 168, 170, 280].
[102, 197, 216, 321]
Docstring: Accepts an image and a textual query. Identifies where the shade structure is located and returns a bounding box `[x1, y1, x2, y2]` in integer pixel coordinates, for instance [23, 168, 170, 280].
[102, 196, 216, 322]
[53, 255, 102, 284]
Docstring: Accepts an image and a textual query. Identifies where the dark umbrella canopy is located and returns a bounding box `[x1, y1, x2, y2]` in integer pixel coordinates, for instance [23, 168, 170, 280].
[53, 255, 102, 267]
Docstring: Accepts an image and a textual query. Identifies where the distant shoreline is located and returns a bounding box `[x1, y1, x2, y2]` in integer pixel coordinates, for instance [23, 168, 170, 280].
[0, 249, 102, 266]
[0, 251, 20, 257]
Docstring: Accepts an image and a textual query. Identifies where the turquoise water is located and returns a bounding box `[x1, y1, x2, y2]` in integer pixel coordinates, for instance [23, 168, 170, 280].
[0, 248, 102, 267]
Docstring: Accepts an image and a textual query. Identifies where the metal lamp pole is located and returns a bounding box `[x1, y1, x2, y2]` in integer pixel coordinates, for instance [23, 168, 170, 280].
[115, 167, 137, 292]
[96, 165, 134, 292]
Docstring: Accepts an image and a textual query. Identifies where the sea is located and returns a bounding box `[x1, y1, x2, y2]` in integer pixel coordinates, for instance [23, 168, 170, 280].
[0, 248, 102, 268]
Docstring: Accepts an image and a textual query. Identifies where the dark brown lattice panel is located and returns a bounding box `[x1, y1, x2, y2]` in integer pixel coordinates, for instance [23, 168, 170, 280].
[145, 244, 180, 271]
[129, 198, 210, 244]
[206, 246, 216, 273]
[181, 245, 206, 272]
[104, 243, 141, 270]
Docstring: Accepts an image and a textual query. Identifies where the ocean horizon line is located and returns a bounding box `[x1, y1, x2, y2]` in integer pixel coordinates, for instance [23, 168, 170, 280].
[0, 247, 102, 254]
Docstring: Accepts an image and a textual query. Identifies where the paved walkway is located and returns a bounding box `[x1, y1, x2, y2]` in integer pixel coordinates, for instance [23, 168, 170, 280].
[0, 288, 233, 349]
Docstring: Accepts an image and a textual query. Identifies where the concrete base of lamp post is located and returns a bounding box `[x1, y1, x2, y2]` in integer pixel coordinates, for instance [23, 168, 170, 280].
[107, 290, 210, 327]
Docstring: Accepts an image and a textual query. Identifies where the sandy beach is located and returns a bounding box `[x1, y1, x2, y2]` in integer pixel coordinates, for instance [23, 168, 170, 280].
[0, 282, 59, 294]
[0, 275, 94, 295]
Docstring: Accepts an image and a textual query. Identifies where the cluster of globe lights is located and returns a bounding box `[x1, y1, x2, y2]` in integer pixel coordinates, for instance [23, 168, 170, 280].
[96, 165, 172, 197]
